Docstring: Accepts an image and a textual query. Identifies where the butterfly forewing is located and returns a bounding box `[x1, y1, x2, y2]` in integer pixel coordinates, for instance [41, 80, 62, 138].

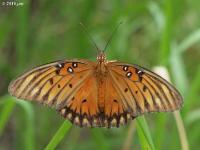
[107, 62, 183, 115]
[8, 60, 94, 109]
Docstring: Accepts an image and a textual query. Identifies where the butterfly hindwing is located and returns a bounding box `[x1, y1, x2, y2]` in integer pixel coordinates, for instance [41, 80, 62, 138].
[103, 75, 135, 127]
[57, 75, 101, 127]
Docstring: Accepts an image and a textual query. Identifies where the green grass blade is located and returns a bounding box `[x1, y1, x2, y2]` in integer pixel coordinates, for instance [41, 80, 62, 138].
[185, 109, 200, 125]
[148, 1, 164, 32]
[184, 65, 200, 113]
[0, 96, 35, 150]
[15, 99, 35, 150]
[149, 1, 173, 148]
[136, 117, 155, 150]
[178, 29, 200, 53]
[170, 43, 189, 149]
[44, 121, 72, 150]
[160, 0, 174, 65]
[0, 96, 15, 135]
[15, 0, 30, 70]
[170, 43, 188, 94]
[173, 111, 189, 150]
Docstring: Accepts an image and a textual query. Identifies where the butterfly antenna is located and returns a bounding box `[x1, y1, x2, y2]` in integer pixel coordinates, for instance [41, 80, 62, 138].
[80, 22, 100, 52]
[104, 21, 123, 52]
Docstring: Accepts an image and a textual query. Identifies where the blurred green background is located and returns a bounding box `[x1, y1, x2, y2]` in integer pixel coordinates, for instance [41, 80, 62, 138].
[0, 0, 200, 150]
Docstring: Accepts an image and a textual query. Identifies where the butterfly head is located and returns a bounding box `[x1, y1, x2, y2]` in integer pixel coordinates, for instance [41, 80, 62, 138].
[97, 50, 106, 63]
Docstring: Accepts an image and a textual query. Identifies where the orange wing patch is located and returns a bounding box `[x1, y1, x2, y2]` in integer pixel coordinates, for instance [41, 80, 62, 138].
[104, 76, 132, 127]
[57, 76, 100, 127]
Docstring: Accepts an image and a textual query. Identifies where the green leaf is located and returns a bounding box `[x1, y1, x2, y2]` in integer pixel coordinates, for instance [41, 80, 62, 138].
[44, 121, 72, 150]
[0, 96, 15, 135]
[15, 99, 35, 150]
[136, 117, 155, 150]
[178, 29, 200, 53]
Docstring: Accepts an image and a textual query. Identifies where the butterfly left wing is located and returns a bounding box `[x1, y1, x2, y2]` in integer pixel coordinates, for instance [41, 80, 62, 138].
[107, 61, 183, 118]
[8, 60, 103, 127]
[8, 60, 94, 109]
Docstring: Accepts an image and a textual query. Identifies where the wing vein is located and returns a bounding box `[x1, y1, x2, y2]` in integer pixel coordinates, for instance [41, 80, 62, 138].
[22, 70, 56, 98]
[108, 70, 133, 113]
[13, 67, 52, 95]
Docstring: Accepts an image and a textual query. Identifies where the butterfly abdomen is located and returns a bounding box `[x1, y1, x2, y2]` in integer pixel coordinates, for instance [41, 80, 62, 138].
[97, 73, 106, 113]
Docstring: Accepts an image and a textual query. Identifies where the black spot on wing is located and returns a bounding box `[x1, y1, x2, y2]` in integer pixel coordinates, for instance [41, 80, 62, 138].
[124, 88, 128, 92]
[113, 99, 118, 103]
[69, 84, 73, 88]
[82, 99, 87, 103]
[49, 78, 53, 85]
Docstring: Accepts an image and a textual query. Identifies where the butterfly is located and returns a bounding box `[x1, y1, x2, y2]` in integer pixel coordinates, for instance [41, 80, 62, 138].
[8, 49, 183, 128]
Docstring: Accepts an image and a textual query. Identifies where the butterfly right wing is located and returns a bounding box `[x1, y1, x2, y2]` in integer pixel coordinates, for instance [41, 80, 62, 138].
[107, 61, 183, 115]
[103, 75, 132, 127]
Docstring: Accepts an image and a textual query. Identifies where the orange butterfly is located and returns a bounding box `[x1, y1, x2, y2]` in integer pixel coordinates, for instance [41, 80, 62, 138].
[8, 49, 183, 128]
[8, 24, 183, 128]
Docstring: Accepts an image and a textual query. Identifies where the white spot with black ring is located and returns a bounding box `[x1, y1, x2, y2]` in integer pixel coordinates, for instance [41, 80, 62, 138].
[123, 66, 128, 71]
[67, 67, 74, 73]
[57, 63, 63, 68]
[72, 62, 78, 68]
[126, 72, 132, 78]
[137, 70, 142, 74]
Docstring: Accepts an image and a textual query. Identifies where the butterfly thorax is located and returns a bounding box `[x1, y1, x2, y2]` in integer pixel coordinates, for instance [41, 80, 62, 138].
[96, 51, 107, 76]
[97, 50, 106, 63]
